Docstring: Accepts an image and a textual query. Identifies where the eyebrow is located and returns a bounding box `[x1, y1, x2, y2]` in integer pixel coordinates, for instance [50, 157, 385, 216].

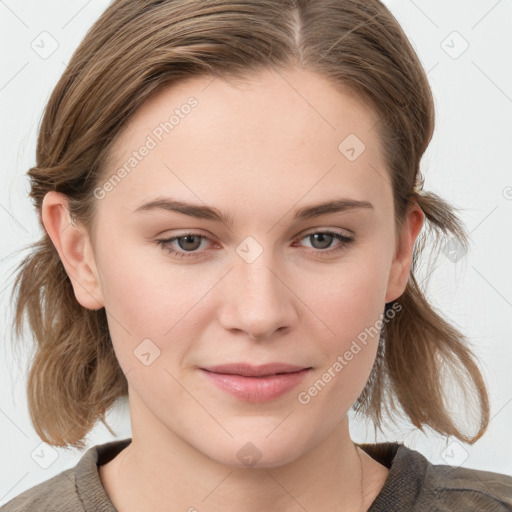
[132, 196, 374, 224]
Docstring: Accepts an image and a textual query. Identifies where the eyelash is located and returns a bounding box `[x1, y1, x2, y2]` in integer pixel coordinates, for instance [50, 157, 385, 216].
[155, 230, 354, 260]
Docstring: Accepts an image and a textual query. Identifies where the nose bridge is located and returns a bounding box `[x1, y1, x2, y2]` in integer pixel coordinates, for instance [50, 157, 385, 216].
[220, 240, 296, 339]
[238, 253, 281, 305]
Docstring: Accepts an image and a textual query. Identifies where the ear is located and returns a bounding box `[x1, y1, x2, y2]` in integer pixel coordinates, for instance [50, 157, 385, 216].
[385, 200, 424, 303]
[41, 191, 104, 310]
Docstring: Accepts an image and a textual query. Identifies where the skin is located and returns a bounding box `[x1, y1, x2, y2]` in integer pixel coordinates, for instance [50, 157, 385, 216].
[42, 67, 424, 511]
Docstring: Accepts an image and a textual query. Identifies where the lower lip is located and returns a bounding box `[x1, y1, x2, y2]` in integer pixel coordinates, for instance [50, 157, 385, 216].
[200, 368, 311, 402]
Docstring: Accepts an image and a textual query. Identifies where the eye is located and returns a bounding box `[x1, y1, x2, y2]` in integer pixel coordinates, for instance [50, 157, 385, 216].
[295, 230, 354, 255]
[155, 229, 355, 260]
[155, 233, 211, 259]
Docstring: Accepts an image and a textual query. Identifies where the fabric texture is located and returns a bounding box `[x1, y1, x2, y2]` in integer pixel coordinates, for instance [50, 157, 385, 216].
[1, 438, 511, 511]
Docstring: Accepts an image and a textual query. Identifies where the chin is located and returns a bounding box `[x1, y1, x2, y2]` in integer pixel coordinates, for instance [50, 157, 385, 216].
[204, 434, 307, 471]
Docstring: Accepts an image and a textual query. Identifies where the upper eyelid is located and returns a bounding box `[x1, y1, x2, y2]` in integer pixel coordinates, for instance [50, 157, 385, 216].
[160, 227, 352, 241]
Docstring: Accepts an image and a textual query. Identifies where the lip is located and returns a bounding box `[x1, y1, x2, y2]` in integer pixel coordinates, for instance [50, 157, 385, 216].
[200, 363, 312, 402]
[202, 362, 308, 377]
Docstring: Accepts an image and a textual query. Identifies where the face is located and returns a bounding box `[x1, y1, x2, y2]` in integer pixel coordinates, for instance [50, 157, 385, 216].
[44, 67, 422, 469]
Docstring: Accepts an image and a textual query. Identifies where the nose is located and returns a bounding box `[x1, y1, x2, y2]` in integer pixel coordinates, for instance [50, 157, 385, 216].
[218, 250, 298, 341]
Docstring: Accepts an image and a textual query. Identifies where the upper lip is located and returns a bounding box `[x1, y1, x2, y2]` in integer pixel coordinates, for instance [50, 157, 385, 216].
[201, 363, 310, 377]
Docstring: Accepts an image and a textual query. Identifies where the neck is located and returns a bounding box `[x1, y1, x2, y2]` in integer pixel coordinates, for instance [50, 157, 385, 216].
[100, 391, 387, 512]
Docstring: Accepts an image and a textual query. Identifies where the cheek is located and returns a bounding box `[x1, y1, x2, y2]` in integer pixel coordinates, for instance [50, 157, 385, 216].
[95, 241, 219, 365]
[96, 223, 390, 372]
[314, 252, 389, 344]
[301, 253, 389, 399]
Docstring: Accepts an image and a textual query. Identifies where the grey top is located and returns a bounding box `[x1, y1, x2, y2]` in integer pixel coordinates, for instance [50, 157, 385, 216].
[1, 438, 511, 511]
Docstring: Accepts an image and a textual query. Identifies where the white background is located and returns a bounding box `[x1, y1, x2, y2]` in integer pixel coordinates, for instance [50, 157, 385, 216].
[1, 0, 511, 505]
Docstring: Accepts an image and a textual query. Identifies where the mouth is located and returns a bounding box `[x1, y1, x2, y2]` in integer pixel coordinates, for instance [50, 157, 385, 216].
[201, 362, 311, 378]
[199, 363, 312, 402]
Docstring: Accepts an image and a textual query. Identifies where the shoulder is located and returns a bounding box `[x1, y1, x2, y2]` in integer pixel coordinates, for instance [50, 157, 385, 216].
[0, 467, 82, 511]
[425, 460, 512, 511]
[0, 439, 129, 512]
[394, 443, 512, 510]
[360, 442, 512, 511]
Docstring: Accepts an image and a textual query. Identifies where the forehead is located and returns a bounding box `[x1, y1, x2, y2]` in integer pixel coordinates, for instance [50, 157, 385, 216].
[100, 67, 390, 220]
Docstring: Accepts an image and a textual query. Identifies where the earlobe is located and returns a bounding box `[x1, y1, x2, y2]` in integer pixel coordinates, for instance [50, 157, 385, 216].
[41, 191, 104, 310]
[385, 202, 424, 303]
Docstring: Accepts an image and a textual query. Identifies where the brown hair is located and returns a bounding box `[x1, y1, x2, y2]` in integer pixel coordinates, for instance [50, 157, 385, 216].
[8, 0, 489, 449]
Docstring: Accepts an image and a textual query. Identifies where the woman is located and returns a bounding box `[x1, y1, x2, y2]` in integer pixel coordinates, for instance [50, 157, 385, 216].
[2, 0, 511, 510]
